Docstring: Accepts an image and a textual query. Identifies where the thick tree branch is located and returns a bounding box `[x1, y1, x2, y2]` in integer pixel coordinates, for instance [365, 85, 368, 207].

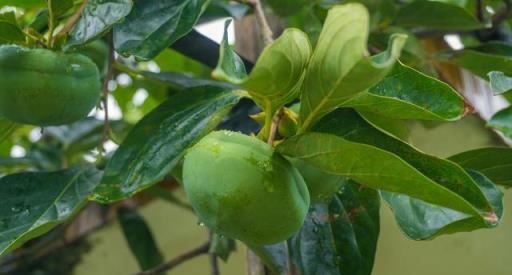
[134, 242, 210, 275]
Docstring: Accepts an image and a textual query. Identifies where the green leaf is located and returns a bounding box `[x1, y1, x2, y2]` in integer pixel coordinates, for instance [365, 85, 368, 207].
[289, 181, 380, 275]
[0, 11, 26, 44]
[278, 109, 497, 218]
[395, 1, 485, 30]
[299, 3, 406, 132]
[0, 0, 45, 8]
[343, 62, 466, 121]
[114, 0, 210, 59]
[212, 19, 248, 83]
[141, 71, 236, 91]
[215, 22, 311, 118]
[439, 42, 512, 78]
[248, 243, 290, 275]
[47, 0, 73, 19]
[92, 87, 240, 203]
[67, 0, 133, 47]
[449, 147, 512, 187]
[0, 165, 101, 256]
[488, 71, 512, 95]
[382, 169, 503, 240]
[488, 106, 512, 139]
[45, 118, 130, 156]
[357, 111, 409, 141]
[209, 233, 236, 262]
[117, 207, 164, 271]
[0, 117, 17, 144]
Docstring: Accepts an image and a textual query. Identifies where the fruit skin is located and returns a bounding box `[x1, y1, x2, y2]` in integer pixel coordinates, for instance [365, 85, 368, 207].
[0, 45, 101, 126]
[183, 131, 310, 245]
[293, 159, 346, 203]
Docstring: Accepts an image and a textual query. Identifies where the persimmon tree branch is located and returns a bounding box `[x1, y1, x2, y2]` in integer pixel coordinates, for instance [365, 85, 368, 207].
[54, 0, 88, 41]
[134, 242, 210, 275]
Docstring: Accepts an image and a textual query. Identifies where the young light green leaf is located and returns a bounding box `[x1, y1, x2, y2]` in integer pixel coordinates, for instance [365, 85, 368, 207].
[117, 207, 164, 271]
[299, 3, 406, 132]
[343, 62, 466, 121]
[114, 0, 210, 59]
[0, 165, 101, 256]
[217, 26, 311, 117]
[449, 147, 512, 187]
[488, 106, 512, 139]
[67, 0, 133, 47]
[439, 42, 512, 78]
[395, 1, 485, 30]
[289, 181, 380, 275]
[0, 12, 26, 44]
[382, 169, 503, 240]
[92, 87, 240, 203]
[212, 19, 247, 83]
[488, 71, 512, 95]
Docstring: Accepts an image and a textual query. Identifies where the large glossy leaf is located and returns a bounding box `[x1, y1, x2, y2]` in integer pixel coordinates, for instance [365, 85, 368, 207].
[449, 147, 512, 187]
[92, 87, 240, 203]
[45, 118, 130, 155]
[488, 71, 512, 95]
[0, 12, 26, 44]
[0, 165, 101, 256]
[299, 3, 405, 132]
[395, 1, 484, 30]
[343, 62, 466, 121]
[488, 106, 512, 139]
[439, 42, 512, 78]
[141, 71, 235, 91]
[117, 207, 164, 271]
[114, 0, 210, 59]
[278, 109, 497, 218]
[67, 0, 133, 47]
[289, 181, 380, 275]
[0, 117, 17, 144]
[382, 169, 503, 240]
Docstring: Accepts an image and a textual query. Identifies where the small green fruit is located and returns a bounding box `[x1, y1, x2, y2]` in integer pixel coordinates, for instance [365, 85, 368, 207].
[293, 159, 346, 203]
[183, 131, 310, 245]
[0, 45, 101, 126]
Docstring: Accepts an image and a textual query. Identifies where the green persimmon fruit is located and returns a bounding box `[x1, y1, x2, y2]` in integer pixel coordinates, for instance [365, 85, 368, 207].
[75, 40, 109, 73]
[183, 131, 310, 245]
[0, 45, 101, 126]
[293, 159, 346, 203]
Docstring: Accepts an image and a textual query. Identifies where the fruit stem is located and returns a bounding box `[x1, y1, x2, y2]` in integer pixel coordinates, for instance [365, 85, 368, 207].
[55, 0, 89, 42]
[47, 0, 55, 48]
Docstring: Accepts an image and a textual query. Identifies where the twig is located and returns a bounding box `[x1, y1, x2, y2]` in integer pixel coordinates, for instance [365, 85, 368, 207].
[47, 0, 55, 48]
[54, 0, 88, 41]
[476, 0, 484, 22]
[134, 242, 210, 275]
[208, 231, 220, 275]
[237, 0, 273, 46]
[267, 108, 284, 146]
[100, 32, 115, 153]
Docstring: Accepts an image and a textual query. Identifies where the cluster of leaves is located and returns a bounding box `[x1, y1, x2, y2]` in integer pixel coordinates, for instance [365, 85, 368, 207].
[1, 0, 512, 274]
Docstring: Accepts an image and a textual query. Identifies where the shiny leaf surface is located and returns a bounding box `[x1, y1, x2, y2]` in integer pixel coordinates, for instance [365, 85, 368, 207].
[93, 87, 240, 203]
[0, 165, 101, 256]
[114, 0, 209, 59]
[289, 181, 380, 275]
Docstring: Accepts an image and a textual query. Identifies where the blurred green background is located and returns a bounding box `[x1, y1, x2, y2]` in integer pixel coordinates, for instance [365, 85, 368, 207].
[73, 115, 512, 275]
